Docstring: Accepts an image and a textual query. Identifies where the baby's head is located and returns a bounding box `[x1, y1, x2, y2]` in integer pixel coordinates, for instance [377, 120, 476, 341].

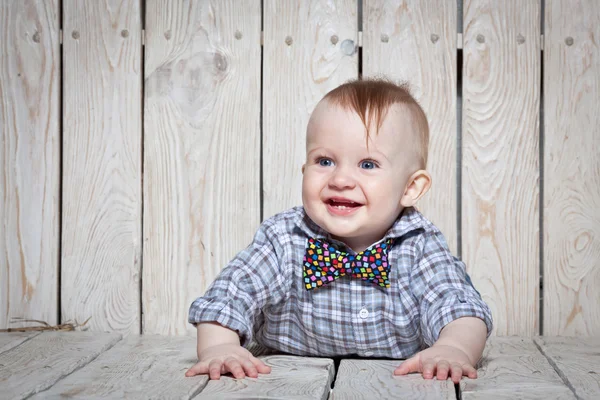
[302, 78, 432, 252]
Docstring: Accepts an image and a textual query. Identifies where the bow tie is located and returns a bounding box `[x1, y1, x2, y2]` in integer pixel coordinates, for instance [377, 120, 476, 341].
[303, 238, 393, 290]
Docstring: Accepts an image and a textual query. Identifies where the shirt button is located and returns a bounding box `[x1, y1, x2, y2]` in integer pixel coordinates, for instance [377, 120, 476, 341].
[358, 308, 369, 319]
[364, 351, 374, 357]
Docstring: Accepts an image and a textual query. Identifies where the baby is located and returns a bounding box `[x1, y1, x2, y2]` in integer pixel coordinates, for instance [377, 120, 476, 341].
[185, 78, 493, 384]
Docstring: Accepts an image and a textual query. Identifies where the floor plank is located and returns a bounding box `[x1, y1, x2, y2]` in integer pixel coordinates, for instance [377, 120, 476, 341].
[196, 355, 334, 399]
[460, 337, 575, 399]
[534, 336, 600, 399]
[0, 331, 121, 399]
[0, 332, 40, 354]
[331, 359, 455, 399]
[30, 334, 207, 399]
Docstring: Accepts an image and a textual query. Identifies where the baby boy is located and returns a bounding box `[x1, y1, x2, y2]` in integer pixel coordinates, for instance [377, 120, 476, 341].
[185, 78, 493, 384]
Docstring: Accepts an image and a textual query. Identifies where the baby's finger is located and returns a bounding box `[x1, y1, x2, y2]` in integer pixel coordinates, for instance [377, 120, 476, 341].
[208, 359, 223, 380]
[462, 363, 478, 379]
[185, 362, 208, 377]
[250, 356, 272, 374]
[393, 356, 420, 375]
[241, 359, 259, 378]
[224, 357, 246, 379]
[436, 360, 450, 381]
[422, 359, 436, 379]
[450, 363, 463, 384]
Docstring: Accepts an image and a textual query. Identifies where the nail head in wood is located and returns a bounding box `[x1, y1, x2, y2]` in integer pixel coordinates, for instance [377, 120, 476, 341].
[330, 35, 339, 45]
[476, 34, 485, 43]
[121, 29, 129, 38]
[33, 31, 40, 43]
[341, 39, 355, 55]
[72, 30, 80, 40]
[430, 34, 439, 44]
[235, 30, 242, 40]
[381, 34, 389, 43]
[565, 36, 574, 46]
[517, 34, 525, 44]
[285, 35, 293, 45]
[164, 30, 172, 40]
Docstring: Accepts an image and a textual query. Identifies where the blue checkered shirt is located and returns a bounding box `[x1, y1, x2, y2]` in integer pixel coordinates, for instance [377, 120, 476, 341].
[188, 206, 493, 358]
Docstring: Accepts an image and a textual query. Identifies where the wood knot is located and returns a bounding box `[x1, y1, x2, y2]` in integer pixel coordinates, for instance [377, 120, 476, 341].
[517, 34, 525, 44]
[430, 34, 439, 44]
[330, 35, 339, 45]
[72, 30, 80, 40]
[381, 34, 389, 43]
[164, 30, 172, 40]
[33, 31, 40, 43]
[285, 35, 293, 46]
[565, 36, 574, 46]
[214, 52, 228, 72]
[235, 30, 242, 40]
[121, 29, 129, 38]
[476, 34, 485, 43]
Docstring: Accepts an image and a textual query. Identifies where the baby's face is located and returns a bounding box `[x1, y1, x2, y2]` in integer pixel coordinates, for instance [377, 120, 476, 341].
[302, 101, 421, 252]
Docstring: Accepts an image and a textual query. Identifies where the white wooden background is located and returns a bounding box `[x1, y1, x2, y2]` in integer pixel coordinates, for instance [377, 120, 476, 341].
[1, 0, 598, 338]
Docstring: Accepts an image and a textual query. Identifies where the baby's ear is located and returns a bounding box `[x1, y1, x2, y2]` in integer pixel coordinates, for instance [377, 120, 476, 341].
[400, 170, 431, 207]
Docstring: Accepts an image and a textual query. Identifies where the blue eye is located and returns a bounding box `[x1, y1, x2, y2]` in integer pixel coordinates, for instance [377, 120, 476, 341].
[360, 160, 377, 169]
[318, 158, 334, 167]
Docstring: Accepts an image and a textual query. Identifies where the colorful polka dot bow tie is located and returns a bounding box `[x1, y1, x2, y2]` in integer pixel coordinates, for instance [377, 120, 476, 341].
[303, 238, 393, 290]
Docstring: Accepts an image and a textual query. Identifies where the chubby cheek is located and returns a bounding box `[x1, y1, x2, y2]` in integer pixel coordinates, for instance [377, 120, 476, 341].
[364, 179, 404, 213]
[301, 171, 324, 207]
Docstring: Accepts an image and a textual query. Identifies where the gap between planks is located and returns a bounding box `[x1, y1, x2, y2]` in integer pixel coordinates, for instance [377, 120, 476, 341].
[57, 30, 545, 50]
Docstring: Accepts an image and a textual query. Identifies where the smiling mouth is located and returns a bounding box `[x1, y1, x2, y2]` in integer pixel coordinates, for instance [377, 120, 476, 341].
[325, 199, 363, 214]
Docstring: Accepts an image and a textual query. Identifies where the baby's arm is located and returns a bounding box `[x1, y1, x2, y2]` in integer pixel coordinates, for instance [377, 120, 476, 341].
[185, 219, 285, 380]
[395, 230, 493, 383]
[185, 322, 271, 380]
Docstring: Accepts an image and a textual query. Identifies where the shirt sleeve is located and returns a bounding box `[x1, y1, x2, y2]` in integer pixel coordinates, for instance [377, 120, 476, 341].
[410, 230, 494, 346]
[187, 219, 286, 347]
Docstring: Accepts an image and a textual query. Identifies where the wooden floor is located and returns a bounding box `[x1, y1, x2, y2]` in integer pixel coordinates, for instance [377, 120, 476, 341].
[1, 332, 598, 399]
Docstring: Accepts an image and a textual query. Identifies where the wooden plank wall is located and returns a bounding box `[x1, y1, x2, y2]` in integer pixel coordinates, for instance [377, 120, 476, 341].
[0, 0, 598, 339]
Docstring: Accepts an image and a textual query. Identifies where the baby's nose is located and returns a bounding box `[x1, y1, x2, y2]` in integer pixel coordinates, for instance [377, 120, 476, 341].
[329, 167, 356, 189]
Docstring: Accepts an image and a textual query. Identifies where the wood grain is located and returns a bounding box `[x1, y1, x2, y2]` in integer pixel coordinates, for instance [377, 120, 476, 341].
[534, 336, 600, 399]
[543, 0, 600, 336]
[30, 334, 207, 399]
[331, 359, 455, 399]
[0, 0, 60, 329]
[197, 355, 334, 399]
[462, 0, 540, 335]
[61, 0, 142, 334]
[143, 0, 261, 335]
[262, 0, 358, 219]
[0, 332, 40, 354]
[362, 0, 458, 253]
[0, 331, 121, 399]
[460, 337, 574, 399]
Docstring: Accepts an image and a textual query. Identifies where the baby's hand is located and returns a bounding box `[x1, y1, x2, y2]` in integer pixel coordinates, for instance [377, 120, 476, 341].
[185, 343, 271, 380]
[393, 344, 477, 384]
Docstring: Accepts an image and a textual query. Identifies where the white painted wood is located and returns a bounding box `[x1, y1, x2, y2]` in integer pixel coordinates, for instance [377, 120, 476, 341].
[534, 337, 600, 399]
[143, 0, 261, 335]
[0, 0, 60, 329]
[61, 0, 142, 335]
[0, 332, 40, 354]
[362, 0, 459, 253]
[262, 0, 358, 219]
[460, 337, 575, 399]
[543, 0, 600, 336]
[197, 355, 334, 399]
[0, 331, 121, 399]
[462, 0, 541, 335]
[30, 334, 207, 399]
[331, 359, 455, 399]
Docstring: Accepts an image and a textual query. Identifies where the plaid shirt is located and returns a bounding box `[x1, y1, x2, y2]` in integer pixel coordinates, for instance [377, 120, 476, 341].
[188, 206, 493, 359]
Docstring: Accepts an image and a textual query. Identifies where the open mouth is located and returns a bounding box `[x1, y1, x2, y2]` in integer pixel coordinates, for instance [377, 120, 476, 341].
[325, 198, 363, 215]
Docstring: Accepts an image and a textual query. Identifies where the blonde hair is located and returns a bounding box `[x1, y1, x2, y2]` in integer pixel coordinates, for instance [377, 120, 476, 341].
[323, 77, 429, 168]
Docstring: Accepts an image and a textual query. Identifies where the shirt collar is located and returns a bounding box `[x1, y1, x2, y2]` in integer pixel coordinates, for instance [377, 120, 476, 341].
[294, 206, 428, 245]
